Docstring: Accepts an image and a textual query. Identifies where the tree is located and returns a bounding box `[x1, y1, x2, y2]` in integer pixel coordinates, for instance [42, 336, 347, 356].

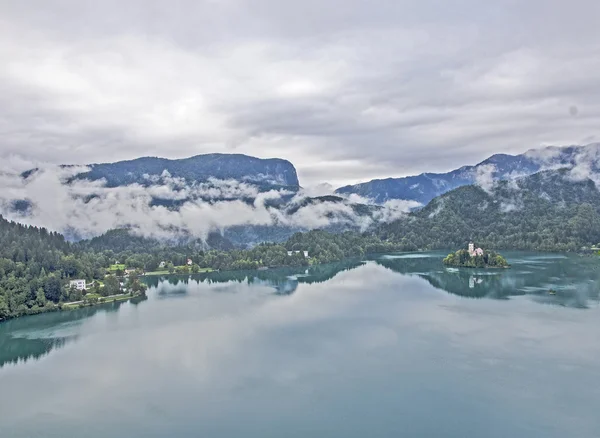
[68, 287, 83, 302]
[0, 296, 9, 320]
[43, 275, 62, 303]
[35, 288, 47, 307]
[126, 272, 147, 295]
[103, 275, 121, 296]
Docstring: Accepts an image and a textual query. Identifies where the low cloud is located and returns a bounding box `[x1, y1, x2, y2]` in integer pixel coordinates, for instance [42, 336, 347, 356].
[374, 199, 422, 223]
[565, 144, 600, 187]
[473, 164, 497, 193]
[0, 159, 416, 242]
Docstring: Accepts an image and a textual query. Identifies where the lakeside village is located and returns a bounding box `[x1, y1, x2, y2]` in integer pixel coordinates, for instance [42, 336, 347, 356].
[63, 250, 312, 309]
[63, 265, 148, 309]
[443, 243, 509, 268]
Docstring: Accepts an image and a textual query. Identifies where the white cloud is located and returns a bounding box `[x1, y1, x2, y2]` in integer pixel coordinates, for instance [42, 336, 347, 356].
[473, 164, 497, 193]
[0, 159, 414, 240]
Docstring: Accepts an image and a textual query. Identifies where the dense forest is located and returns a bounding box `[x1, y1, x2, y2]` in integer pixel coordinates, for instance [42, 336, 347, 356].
[377, 170, 600, 252]
[0, 217, 395, 321]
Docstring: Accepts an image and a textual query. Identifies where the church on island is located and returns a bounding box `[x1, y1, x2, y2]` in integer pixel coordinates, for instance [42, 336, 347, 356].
[443, 243, 509, 268]
[468, 242, 484, 257]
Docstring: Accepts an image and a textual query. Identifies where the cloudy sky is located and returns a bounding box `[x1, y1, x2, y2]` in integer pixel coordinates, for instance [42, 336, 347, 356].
[1, 0, 599, 187]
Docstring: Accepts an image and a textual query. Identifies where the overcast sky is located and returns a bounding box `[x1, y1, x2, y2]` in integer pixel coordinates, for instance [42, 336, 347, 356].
[1, 0, 599, 187]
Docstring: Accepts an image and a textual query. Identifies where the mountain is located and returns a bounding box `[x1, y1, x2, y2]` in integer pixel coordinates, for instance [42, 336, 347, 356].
[81, 228, 236, 252]
[376, 168, 600, 251]
[64, 153, 300, 191]
[336, 143, 600, 204]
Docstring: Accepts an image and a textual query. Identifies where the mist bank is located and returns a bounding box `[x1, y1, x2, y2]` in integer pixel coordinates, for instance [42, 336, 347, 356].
[0, 156, 418, 244]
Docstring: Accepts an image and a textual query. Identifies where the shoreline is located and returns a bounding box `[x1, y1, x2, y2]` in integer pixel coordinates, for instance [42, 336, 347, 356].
[61, 292, 142, 309]
[443, 264, 511, 269]
[0, 249, 591, 323]
[0, 292, 147, 323]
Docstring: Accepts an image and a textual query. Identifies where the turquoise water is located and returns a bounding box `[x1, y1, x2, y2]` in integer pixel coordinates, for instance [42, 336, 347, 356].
[1, 252, 600, 437]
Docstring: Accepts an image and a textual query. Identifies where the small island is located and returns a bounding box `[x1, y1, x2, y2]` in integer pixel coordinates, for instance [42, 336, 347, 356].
[443, 243, 509, 268]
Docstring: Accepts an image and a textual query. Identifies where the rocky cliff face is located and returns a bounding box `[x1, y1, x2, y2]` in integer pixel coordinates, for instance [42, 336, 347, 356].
[71, 153, 300, 190]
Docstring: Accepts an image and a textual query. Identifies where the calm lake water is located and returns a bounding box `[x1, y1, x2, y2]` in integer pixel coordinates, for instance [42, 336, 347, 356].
[1, 252, 600, 437]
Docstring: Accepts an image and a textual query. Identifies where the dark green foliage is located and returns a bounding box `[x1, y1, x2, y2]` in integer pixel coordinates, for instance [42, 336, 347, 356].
[443, 249, 508, 268]
[0, 215, 75, 319]
[126, 273, 147, 295]
[84, 229, 163, 253]
[43, 276, 63, 303]
[0, 213, 397, 321]
[285, 230, 399, 263]
[377, 170, 600, 251]
[103, 276, 121, 296]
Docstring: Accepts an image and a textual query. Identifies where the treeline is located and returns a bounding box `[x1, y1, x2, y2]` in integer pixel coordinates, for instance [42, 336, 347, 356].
[0, 216, 396, 321]
[377, 172, 600, 252]
[81, 230, 398, 273]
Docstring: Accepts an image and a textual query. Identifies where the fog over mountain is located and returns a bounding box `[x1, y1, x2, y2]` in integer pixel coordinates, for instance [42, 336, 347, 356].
[0, 154, 419, 242]
[337, 143, 600, 204]
[1, 143, 599, 245]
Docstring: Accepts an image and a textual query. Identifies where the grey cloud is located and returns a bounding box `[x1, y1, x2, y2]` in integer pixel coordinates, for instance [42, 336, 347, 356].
[0, 0, 599, 188]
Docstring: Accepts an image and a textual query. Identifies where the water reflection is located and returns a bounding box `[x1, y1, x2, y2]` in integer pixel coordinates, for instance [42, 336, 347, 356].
[145, 258, 365, 297]
[0, 299, 141, 368]
[374, 252, 600, 307]
[1, 253, 600, 438]
[144, 252, 600, 308]
[1, 253, 598, 369]
[144, 252, 600, 307]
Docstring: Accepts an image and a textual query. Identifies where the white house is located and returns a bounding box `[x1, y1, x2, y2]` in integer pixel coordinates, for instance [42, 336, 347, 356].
[158, 261, 166, 268]
[187, 258, 193, 266]
[69, 279, 86, 291]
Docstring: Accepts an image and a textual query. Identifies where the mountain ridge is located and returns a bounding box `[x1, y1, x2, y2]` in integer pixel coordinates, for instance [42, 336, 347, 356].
[336, 143, 600, 204]
[66, 153, 300, 190]
[376, 168, 600, 251]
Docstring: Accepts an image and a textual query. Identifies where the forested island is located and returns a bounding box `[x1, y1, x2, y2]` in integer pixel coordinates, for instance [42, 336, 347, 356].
[443, 244, 509, 268]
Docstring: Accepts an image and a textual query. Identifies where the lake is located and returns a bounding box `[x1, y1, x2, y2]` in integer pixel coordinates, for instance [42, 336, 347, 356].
[1, 251, 600, 437]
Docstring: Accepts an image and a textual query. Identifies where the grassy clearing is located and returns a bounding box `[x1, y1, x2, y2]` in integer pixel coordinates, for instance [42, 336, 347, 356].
[108, 264, 126, 272]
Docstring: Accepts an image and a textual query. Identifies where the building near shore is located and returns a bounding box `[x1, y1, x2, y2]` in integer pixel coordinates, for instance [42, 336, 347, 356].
[69, 279, 86, 291]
